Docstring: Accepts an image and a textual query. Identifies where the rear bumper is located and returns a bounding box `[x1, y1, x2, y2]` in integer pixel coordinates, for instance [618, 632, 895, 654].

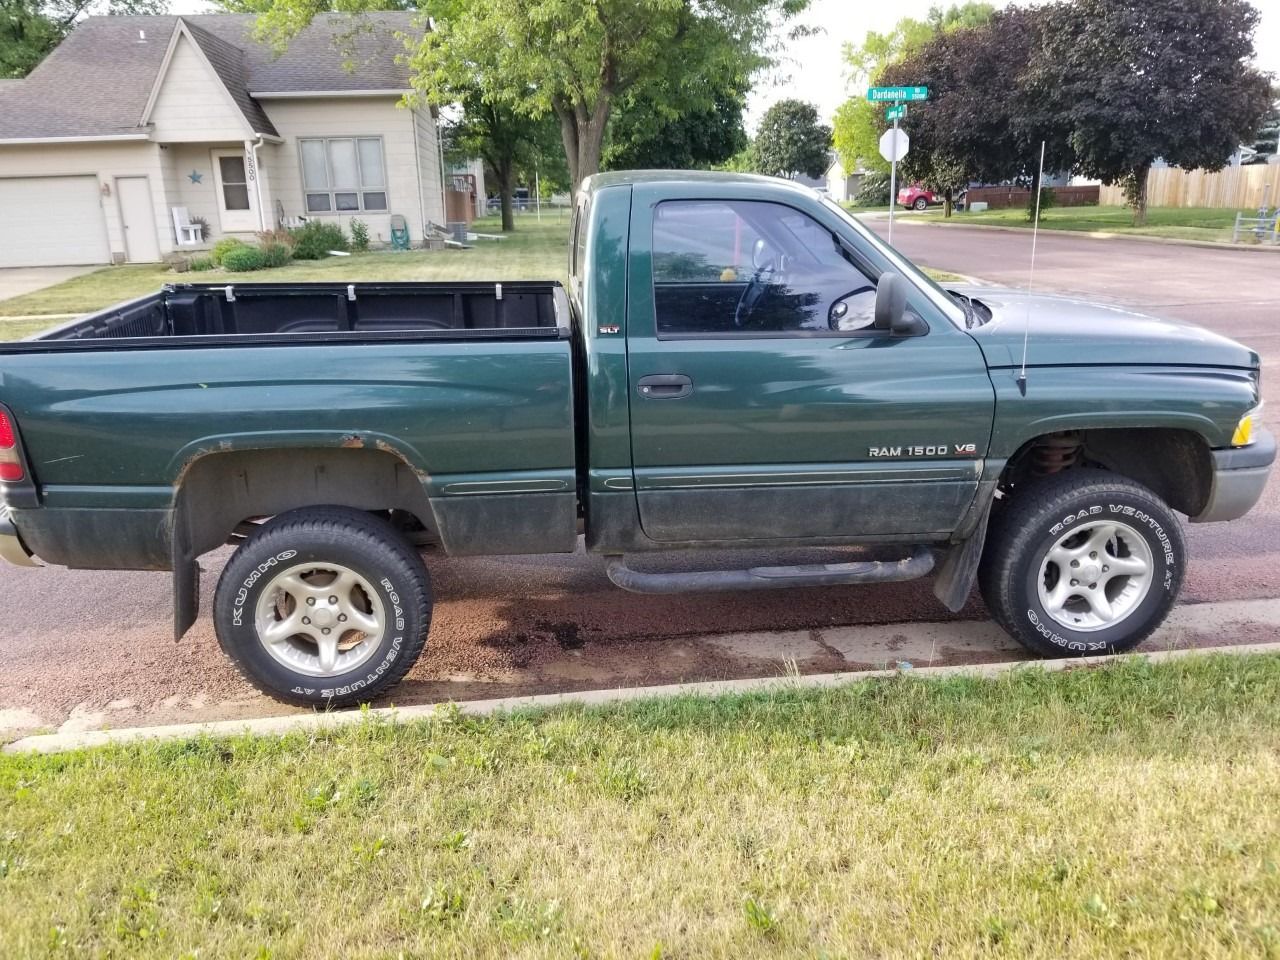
[0, 506, 38, 566]
[1191, 428, 1275, 523]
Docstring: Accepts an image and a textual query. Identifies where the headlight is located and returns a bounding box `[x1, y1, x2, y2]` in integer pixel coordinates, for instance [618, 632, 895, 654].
[1233, 403, 1263, 446]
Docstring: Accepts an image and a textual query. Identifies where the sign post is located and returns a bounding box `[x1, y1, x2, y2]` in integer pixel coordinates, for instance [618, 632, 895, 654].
[869, 86, 927, 243]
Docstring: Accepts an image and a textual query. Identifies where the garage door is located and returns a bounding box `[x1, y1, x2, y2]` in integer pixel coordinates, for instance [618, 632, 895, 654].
[0, 176, 111, 268]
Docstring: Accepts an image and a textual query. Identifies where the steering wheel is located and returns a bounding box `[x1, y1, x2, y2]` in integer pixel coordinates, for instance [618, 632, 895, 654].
[733, 263, 776, 328]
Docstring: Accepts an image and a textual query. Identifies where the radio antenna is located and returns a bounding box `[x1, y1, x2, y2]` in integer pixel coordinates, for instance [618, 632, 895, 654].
[1017, 140, 1047, 394]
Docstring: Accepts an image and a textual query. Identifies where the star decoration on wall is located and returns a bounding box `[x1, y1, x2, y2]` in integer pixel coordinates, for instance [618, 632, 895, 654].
[188, 170, 203, 184]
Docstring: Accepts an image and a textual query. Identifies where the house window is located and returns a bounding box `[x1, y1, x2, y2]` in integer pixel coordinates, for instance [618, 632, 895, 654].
[299, 137, 388, 213]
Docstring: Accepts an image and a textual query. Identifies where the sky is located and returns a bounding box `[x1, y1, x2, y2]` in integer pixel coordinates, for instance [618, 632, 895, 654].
[745, 0, 1280, 130]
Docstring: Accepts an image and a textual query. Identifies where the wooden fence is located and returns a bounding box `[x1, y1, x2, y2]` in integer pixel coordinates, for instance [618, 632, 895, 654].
[1098, 165, 1280, 209]
[966, 185, 1100, 209]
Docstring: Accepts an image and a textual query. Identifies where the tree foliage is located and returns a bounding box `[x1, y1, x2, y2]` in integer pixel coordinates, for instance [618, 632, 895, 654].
[1036, 0, 1272, 223]
[400, 0, 808, 188]
[831, 2, 994, 172]
[604, 82, 748, 172]
[752, 98, 831, 179]
[0, 0, 166, 78]
[880, 7, 1072, 215]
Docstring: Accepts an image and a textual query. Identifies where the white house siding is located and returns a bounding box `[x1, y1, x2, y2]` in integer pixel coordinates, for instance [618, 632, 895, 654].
[412, 103, 446, 228]
[0, 141, 174, 261]
[258, 95, 442, 246]
[148, 35, 252, 143]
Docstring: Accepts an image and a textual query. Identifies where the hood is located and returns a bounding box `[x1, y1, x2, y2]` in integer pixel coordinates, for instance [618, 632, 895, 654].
[952, 285, 1258, 371]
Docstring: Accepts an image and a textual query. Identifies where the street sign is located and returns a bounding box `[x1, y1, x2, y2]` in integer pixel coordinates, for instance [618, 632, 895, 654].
[879, 128, 910, 163]
[885, 104, 907, 121]
[868, 85, 928, 103]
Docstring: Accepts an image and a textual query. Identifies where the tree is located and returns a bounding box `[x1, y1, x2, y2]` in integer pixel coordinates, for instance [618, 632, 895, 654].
[1036, 0, 1272, 224]
[752, 98, 831, 179]
[879, 6, 1073, 216]
[442, 95, 562, 231]
[831, 2, 995, 173]
[604, 83, 748, 171]
[1246, 91, 1279, 164]
[1, 0, 166, 78]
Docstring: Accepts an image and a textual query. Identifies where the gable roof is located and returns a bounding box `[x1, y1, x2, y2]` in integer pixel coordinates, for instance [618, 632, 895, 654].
[0, 12, 419, 143]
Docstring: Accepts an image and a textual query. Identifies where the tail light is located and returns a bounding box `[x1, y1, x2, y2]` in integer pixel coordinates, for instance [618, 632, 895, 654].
[0, 409, 23, 482]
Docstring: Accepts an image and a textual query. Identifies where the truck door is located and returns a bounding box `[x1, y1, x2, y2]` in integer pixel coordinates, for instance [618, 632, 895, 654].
[625, 192, 995, 543]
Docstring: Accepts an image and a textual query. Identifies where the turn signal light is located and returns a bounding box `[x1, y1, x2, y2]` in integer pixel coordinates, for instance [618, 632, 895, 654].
[0, 409, 23, 482]
[1233, 404, 1263, 447]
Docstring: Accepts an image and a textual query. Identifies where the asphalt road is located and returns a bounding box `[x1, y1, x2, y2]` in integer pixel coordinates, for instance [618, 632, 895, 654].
[3, 222, 1279, 735]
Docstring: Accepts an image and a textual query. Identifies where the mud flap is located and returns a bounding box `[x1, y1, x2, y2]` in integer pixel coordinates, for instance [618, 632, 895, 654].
[171, 507, 199, 640]
[932, 494, 993, 612]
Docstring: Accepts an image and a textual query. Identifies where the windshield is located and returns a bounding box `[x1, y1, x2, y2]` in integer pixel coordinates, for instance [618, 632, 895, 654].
[820, 198, 966, 329]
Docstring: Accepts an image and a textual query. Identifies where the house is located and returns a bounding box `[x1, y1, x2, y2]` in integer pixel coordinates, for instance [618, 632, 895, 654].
[824, 157, 865, 204]
[0, 13, 445, 268]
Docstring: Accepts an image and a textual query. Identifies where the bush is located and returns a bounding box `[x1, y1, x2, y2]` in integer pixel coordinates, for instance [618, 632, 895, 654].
[349, 218, 370, 252]
[1027, 185, 1057, 221]
[220, 245, 269, 272]
[260, 242, 293, 268]
[210, 237, 249, 266]
[853, 171, 891, 207]
[189, 256, 216, 272]
[255, 227, 295, 249]
[290, 220, 348, 260]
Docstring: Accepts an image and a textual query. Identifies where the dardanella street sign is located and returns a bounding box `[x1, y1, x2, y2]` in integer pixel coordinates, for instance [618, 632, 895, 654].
[867, 86, 928, 103]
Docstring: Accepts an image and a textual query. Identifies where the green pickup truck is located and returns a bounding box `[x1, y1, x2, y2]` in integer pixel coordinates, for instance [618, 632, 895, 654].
[0, 172, 1271, 705]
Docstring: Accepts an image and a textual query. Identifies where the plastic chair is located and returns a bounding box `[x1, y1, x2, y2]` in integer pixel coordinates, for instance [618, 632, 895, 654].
[172, 207, 203, 246]
[390, 214, 411, 251]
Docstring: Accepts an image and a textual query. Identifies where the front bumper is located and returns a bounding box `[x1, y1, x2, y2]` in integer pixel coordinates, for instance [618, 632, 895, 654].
[0, 505, 38, 567]
[1191, 428, 1276, 523]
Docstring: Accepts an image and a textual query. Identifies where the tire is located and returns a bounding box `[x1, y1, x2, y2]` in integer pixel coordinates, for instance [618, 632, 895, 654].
[979, 469, 1185, 657]
[213, 506, 432, 707]
[913, 197, 929, 210]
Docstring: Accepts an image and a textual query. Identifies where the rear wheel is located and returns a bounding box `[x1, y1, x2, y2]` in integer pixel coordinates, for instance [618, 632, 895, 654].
[979, 469, 1184, 657]
[213, 506, 432, 706]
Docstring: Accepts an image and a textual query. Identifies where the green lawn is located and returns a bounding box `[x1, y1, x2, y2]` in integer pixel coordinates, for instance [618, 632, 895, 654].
[0, 216, 572, 326]
[2, 655, 1278, 958]
[923, 205, 1244, 242]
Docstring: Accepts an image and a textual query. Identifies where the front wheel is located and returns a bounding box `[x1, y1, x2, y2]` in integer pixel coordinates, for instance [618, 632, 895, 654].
[979, 469, 1185, 657]
[912, 197, 929, 211]
[213, 506, 432, 706]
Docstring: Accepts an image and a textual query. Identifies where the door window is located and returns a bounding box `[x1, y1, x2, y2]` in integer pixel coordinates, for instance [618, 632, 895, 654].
[218, 155, 251, 211]
[652, 200, 879, 337]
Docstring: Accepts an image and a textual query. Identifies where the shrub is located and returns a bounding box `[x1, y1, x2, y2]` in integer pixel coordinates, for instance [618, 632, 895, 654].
[853, 171, 891, 207]
[1027, 185, 1057, 221]
[290, 220, 348, 260]
[220, 245, 268, 272]
[349, 218, 370, 252]
[211, 237, 249, 266]
[256, 227, 295, 249]
[261, 242, 293, 268]
[189, 256, 216, 272]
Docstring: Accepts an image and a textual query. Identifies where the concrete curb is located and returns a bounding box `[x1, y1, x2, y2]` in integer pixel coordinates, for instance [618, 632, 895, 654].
[891, 217, 1280, 254]
[8, 641, 1280, 755]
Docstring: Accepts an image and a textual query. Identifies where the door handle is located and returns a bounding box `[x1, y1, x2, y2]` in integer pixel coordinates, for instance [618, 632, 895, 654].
[637, 374, 693, 399]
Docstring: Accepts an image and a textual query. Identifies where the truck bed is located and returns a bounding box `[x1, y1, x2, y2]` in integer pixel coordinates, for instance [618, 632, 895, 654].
[22, 280, 566, 349]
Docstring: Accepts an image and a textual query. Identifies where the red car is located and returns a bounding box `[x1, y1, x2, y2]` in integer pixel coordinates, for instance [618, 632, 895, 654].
[897, 184, 939, 210]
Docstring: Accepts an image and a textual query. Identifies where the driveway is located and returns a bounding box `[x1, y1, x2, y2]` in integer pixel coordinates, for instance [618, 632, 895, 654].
[0, 265, 99, 303]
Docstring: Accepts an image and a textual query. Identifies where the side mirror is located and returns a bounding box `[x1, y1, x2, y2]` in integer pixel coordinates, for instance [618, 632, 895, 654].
[874, 273, 927, 337]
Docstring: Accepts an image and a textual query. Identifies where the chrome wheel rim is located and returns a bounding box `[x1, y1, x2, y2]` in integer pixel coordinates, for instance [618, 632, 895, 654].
[1037, 520, 1153, 632]
[254, 561, 384, 677]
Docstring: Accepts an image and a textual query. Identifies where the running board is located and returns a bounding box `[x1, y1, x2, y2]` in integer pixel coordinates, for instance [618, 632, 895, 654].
[605, 546, 935, 595]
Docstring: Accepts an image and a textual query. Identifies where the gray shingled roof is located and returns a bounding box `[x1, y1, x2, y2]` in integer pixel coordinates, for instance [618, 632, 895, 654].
[0, 12, 420, 141]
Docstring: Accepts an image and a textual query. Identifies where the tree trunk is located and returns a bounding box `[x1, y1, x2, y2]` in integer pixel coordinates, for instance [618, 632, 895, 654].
[553, 92, 613, 190]
[1131, 164, 1151, 226]
[497, 162, 515, 232]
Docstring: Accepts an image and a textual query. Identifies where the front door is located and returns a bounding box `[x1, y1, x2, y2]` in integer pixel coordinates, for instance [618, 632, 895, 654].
[626, 193, 995, 543]
[116, 176, 161, 263]
[212, 147, 258, 233]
